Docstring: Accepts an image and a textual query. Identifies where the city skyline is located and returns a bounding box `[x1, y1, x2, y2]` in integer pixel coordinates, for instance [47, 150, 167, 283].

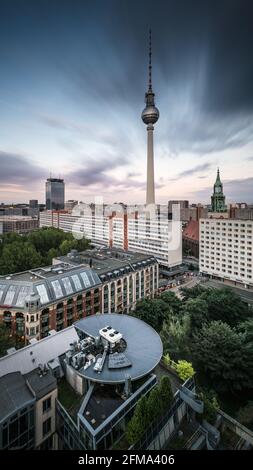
[1, 0, 253, 205]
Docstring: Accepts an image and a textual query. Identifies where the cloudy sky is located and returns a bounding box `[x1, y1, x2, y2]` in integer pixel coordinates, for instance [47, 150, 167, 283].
[0, 0, 253, 205]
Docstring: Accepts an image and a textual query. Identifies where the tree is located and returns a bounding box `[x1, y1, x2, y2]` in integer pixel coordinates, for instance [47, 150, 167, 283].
[0, 241, 42, 274]
[159, 376, 173, 409]
[180, 297, 209, 331]
[160, 314, 191, 360]
[46, 248, 60, 264]
[203, 287, 250, 327]
[0, 324, 15, 357]
[175, 360, 195, 382]
[126, 395, 149, 445]
[0, 227, 90, 275]
[180, 284, 207, 301]
[133, 298, 172, 332]
[192, 321, 253, 393]
[236, 401, 253, 428]
[146, 387, 162, 421]
[59, 239, 78, 256]
[200, 390, 219, 425]
[160, 291, 182, 316]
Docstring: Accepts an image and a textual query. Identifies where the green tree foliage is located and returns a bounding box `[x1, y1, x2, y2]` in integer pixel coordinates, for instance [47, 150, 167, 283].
[203, 287, 250, 327]
[160, 291, 182, 316]
[200, 390, 219, 425]
[175, 360, 195, 381]
[0, 324, 15, 357]
[126, 396, 149, 445]
[192, 321, 253, 393]
[180, 297, 209, 331]
[180, 284, 207, 301]
[133, 298, 172, 332]
[0, 228, 89, 275]
[236, 401, 253, 428]
[146, 387, 162, 421]
[127, 376, 174, 445]
[159, 375, 173, 409]
[160, 314, 191, 360]
[0, 241, 42, 274]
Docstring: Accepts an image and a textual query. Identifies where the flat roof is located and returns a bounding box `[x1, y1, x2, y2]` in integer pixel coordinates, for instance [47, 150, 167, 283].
[59, 248, 157, 275]
[0, 325, 79, 377]
[74, 314, 163, 384]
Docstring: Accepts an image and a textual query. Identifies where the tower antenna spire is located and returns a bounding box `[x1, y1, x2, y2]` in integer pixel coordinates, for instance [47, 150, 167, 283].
[148, 28, 152, 91]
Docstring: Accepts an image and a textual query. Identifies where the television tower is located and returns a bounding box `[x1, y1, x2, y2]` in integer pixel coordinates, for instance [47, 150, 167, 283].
[141, 30, 160, 205]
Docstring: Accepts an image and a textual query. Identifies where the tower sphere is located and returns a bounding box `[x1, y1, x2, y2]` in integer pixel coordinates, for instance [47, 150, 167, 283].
[141, 105, 160, 125]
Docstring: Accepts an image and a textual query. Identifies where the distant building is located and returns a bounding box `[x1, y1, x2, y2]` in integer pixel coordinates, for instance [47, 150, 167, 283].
[183, 220, 199, 258]
[64, 200, 78, 211]
[168, 200, 189, 223]
[0, 204, 39, 217]
[29, 199, 38, 209]
[0, 216, 39, 235]
[40, 206, 182, 272]
[45, 178, 65, 211]
[199, 218, 253, 289]
[0, 247, 158, 344]
[210, 169, 227, 214]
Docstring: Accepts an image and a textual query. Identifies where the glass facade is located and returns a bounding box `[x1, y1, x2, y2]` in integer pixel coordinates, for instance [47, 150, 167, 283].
[46, 178, 65, 210]
[0, 405, 35, 450]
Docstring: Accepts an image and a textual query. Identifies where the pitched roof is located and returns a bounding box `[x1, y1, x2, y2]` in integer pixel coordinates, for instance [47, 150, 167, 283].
[0, 372, 35, 423]
[183, 219, 199, 241]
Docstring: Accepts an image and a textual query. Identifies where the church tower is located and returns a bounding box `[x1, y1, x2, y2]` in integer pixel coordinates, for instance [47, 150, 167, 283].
[211, 168, 227, 213]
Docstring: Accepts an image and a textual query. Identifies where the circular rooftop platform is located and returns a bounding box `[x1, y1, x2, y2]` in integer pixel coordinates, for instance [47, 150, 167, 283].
[74, 314, 163, 384]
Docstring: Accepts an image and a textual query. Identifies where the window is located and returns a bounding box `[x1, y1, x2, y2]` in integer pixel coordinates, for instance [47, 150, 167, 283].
[43, 397, 51, 414]
[43, 417, 51, 437]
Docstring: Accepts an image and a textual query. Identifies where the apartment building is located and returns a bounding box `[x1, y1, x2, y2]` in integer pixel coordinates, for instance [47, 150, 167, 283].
[199, 218, 253, 289]
[0, 247, 158, 344]
[40, 207, 182, 270]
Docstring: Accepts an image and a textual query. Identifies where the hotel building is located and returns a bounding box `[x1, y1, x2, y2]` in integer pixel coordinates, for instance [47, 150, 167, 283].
[199, 218, 253, 289]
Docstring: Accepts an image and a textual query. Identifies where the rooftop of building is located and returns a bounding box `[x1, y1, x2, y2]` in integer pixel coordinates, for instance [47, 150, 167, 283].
[0, 372, 35, 423]
[0, 215, 38, 221]
[0, 263, 101, 309]
[70, 313, 163, 384]
[0, 248, 157, 309]
[25, 367, 57, 399]
[57, 247, 157, 277]
[0, 326, 79, 377]
[183, 219, 199, 241]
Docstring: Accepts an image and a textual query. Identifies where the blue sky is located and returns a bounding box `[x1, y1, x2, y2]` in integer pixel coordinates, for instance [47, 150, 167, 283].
[1, 0, 253, 204]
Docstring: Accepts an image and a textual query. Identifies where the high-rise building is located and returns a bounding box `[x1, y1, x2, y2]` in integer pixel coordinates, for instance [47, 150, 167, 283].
[29, 199, 38, 209]
[199, 218, 253, 289]
[141, 30, 159, 205]
[40, 207, 182, 271]
[210, 169, 227, 213]
[45, 178, 65, 210]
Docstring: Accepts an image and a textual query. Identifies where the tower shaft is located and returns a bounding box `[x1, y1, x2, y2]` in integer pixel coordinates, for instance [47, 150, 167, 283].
[146, 125, 155, 205]
[141, 30, 159, 206]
